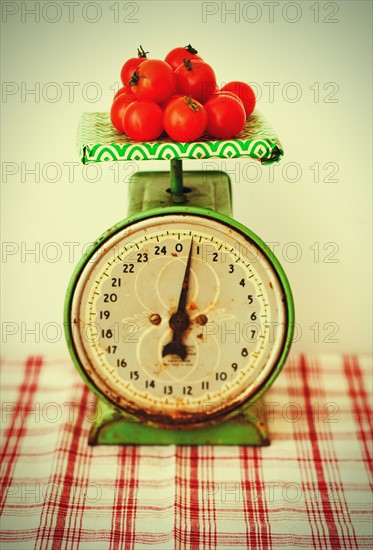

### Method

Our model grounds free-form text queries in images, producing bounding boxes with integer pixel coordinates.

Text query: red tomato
[175,59,217,104]
[211,90,245,110]
[163,96,207,142]
[120,45,149,87]
[110,93,136,132]
[129,59,175,104]
[204,93,246,139]
[165,44,202,71]
[221,81,256,117]
[123,100,164,141]
[114,86,136,101]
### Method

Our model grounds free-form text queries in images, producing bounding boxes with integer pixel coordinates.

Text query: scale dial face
[67,211,293,428]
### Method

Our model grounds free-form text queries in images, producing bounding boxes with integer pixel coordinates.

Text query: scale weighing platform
[64,112,294,446]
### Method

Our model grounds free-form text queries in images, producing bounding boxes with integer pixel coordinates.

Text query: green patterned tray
[78,111,283,165]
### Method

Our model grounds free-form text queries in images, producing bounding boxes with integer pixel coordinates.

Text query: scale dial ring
[64,206,294,429]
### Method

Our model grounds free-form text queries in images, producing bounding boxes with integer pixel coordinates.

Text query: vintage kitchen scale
[64,111,294,445]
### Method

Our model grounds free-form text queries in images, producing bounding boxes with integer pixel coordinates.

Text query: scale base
[87,168,269,446]
[88,399,269,446]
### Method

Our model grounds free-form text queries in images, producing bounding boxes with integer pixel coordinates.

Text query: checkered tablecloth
[1,354,372,549]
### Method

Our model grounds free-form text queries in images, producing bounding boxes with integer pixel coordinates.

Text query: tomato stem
[183,58,193,71]
[128,70,140,86]
[184,95,200,112]
[185,44,198,54]
[137,45,149,58]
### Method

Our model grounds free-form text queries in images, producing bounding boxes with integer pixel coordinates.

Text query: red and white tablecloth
[1,354,372,549]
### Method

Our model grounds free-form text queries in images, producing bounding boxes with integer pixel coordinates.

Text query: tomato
[114,87,136,101]
[175,59,217,104]
[120,45,149,88]
[123,100,164,141]
[210,90,245,110]
[129,59,175,104]
[164,44,202,71]
[110,93,136,132]
[163,96,207,142]
[204,93,246,139]
[220,81,256,117]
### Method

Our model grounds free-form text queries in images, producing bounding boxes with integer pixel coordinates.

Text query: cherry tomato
[204,93,246,139]
[110,93,136,132]
[123,100,164,141]
[175,59,217,104]
[210,90,245,111]
[163,96,207,142]
[220,81,256,117]
[120,45,149,88]
[164,44,202,71]
[129,59,175,104]
[114,87,136,101]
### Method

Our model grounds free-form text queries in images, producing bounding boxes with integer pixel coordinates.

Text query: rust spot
[171,252,178,257]
[188,301,198,311]
[197,333,203,340]
[269,282,273,289]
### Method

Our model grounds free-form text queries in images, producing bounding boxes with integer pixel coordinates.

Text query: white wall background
[1,0,372,357]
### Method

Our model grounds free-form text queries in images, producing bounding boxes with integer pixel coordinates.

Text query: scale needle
[162,238,193,361]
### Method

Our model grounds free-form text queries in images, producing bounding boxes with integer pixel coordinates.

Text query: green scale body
[64,115,294,446]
